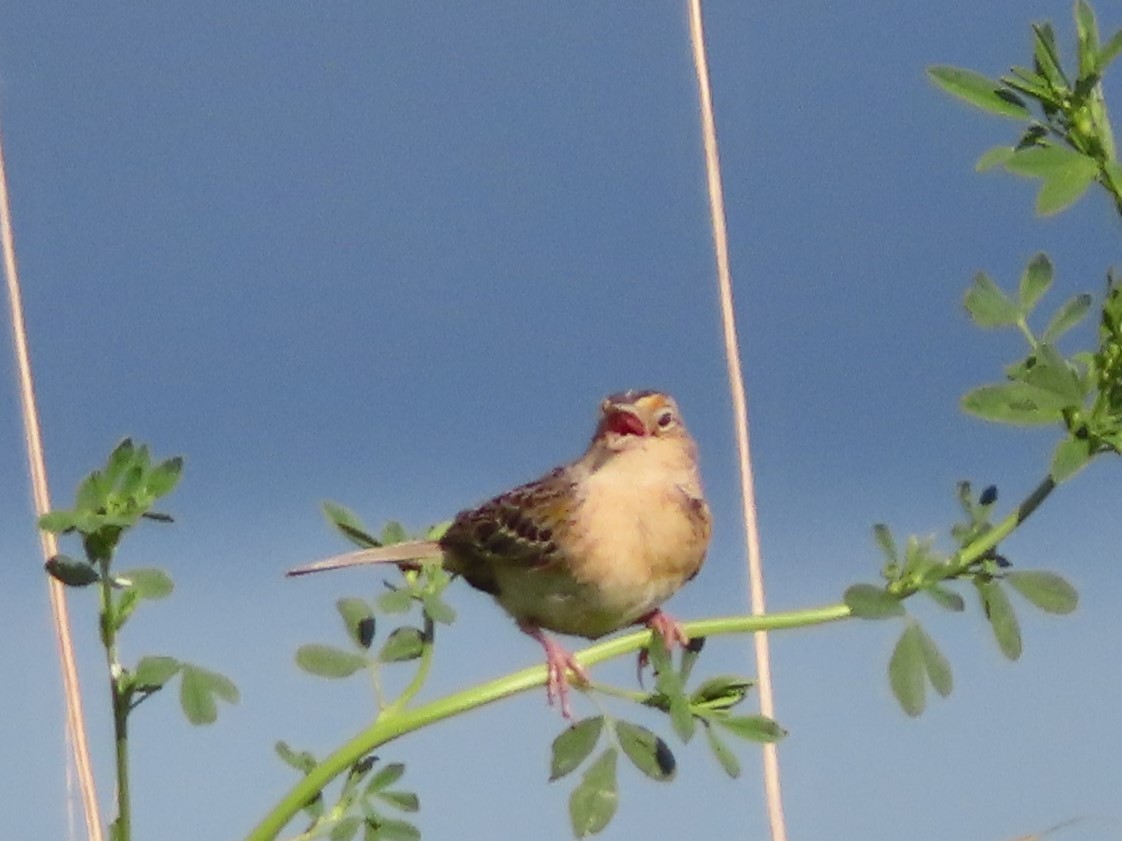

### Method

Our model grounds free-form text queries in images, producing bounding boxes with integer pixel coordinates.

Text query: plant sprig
[39,439,238,841]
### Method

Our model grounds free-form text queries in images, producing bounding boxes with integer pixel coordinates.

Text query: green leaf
[689,675,753,711]
[703,724,740,779]
[889,623,926,717]
[117,567,174,599]
[365,817,420,841]
[376,790,420,813]
[104,438,134,478]
[679,636,705,685]
[331,816,362,841]
[420,593,456,625]
[1018,253,1053,311]
[305,793,325,821]
[975,145,1015,172]
[550,716,604,781]
[927,66,1030,119]
[872,523,898,563]
[1023,344,1086,404]
[38,510,78,534]
[133,655,181,690]
[1043,293,1093,342]
[114,589,141,631]
[426,520,452,540]
[1002,68,1053,100]
[615,721,676,781]
[1032,23,1069,91]
[1006,570,1078,614]
[275,740,317,774]
[976,579,1023,660]
[198,665,238,702]
[377,588,414,615]
[296,644,369,678]
[1051,435,1095,482]
[337,598,376,649]
[179,664,240,725]
[322,501,381,549]
[381,521,408,546]
[901,534,945,580]
[83,523,124,560]
[1075,0,1100,76]
[648,639,694,742]
[844,583,905,619]
[715,714,786,743]
[923,585,965,612]
[1036,168,1098,216]
[961,382,1070,425]
[1100,26,1122,73]
[119,463,145,498]
[44,555,101,587]
[915,626,953,697]
[366,762,406,792]
[1004,145,1091,179]
[964,272,1021,327]
[378,627,425,663]
[76,471,109,513]
[569,748,618,838]
[145,457,183,498]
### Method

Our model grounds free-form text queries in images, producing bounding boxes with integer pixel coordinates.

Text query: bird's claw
[636,609,690,685]
[522,621,589,720]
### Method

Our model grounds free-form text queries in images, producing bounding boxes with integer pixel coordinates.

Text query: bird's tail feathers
[287,540,442,577]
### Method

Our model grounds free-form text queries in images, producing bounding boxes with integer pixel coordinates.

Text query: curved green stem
[381,616,436,717]
[244,602,849,841]
[887,474,1057,597]
[955,474,1055,565]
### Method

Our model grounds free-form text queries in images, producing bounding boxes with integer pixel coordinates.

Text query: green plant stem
[889,474,1057,596]
[113,690,131,841]
[956,474,1055,563]
[586,682,649,704]
[381,616,436,718]
[98,557,132,841]
[246,602,849,841]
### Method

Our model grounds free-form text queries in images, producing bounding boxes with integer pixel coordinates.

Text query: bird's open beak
[600,400,647,437]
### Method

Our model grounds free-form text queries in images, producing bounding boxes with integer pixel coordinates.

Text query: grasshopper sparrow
[289,390,711,717]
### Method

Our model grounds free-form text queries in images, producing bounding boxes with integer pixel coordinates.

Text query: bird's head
[591,390,690,451]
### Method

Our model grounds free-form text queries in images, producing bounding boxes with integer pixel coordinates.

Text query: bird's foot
[636,609,690,684]
[520,622,590,720]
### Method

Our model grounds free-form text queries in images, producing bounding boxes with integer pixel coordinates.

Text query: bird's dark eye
[657,411,675,428]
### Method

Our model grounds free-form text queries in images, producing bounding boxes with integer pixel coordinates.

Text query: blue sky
[2,2,1120,840]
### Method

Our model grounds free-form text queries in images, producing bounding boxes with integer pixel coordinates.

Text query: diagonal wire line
[0,116,104,841]
[685,3,788,840]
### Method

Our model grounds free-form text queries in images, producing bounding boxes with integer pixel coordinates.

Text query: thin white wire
[685,3,788,840]
[0,116,103,841]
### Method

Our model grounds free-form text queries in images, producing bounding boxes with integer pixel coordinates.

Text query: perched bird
[288,390,711,718]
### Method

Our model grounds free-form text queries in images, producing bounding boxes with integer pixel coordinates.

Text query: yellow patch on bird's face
[631,393,684,438]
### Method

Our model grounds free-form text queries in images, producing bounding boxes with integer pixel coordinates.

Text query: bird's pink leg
[642,609,690,649]
[518,621,590,720]
[636,609,690,682]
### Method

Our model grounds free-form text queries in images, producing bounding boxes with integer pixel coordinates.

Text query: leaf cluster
[962,255,1122,481]
[39,439,238,728]
[41,438,182,573]
[846,479,1077,715]
[930,2,1122,215]
[321,504,455,626]
[276,746,421,841]
[552,637,782,837]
